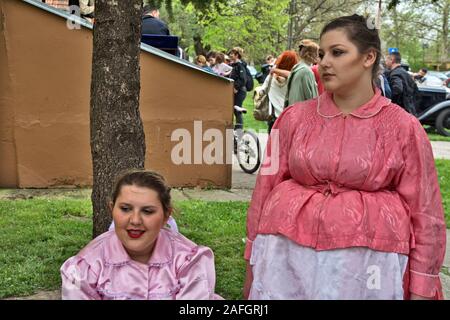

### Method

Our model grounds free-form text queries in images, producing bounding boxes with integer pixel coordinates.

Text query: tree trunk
[442,0,449,65]
[392,6,400,48]
[90,0,146,238]
[193,35,210,56]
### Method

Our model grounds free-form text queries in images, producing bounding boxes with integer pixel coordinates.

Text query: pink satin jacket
[61,229,221,300]
[245,89,446,299]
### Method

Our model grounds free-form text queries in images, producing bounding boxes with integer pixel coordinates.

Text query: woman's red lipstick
[127,230,145,239]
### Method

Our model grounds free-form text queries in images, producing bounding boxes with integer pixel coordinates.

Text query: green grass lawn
[0,199,247,299]
[436,159,450,227]
[426,131,450,142]
[242,83,268,134]
[0,160,448,299]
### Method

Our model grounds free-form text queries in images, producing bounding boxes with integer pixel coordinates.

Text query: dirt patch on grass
[4,290,61,300]
[0,189,92,200]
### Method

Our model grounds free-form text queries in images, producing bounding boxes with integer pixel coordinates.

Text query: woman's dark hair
[320,14,381,81]
[207,51,218,60]
[215,53,225,64]
[111,169,173,217]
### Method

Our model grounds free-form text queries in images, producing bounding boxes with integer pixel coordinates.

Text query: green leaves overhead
[387,0,439,9]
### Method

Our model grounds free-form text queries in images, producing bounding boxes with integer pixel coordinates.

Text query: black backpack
[402,72,420,116]
[242,62,254,91]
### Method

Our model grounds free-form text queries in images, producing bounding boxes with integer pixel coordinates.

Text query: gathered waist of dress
[307,181,357,196]
[256,178,412,255]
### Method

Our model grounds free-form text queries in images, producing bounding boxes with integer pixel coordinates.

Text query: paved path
[431,141,450,159]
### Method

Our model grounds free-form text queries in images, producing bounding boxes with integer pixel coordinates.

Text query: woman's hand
[243,260,253,299]
[410,293,433,300]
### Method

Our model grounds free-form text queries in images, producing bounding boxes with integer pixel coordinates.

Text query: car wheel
[435,108,450,137]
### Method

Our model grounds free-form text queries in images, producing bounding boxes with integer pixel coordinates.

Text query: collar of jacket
[104,229,172,266]
[292,61,310,72]
[317,87,391,119]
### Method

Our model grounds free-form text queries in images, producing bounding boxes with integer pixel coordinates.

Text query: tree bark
[392,6,400,49]
[442,0,449,65]
[193,35,210,56]
[90,0,146,238]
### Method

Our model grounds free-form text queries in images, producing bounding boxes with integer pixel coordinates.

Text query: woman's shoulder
[273,98,318,132]
[285,98,318,117]
[62,231,113,268]
[164,229,212,255]
[382,102,423,132]
[162,229,214,267]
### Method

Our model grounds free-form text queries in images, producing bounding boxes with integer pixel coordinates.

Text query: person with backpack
[229,47,251,130]
[385,51,418,115]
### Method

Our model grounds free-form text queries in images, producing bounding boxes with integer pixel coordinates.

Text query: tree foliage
[145,0,448,69]
[382,0,449,70]
[200,0,290,63]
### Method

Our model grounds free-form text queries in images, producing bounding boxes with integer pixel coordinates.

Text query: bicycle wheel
[236,130,261,174]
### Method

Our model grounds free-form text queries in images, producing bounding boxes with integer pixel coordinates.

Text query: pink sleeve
[176,246,222,300]
[244,108,293,260]
[60,256,101,300]
[395,117,447,299]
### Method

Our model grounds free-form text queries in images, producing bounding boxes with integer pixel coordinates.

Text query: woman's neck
[127,246,155,265]
[299,59,310,66]
[333,81,375,115]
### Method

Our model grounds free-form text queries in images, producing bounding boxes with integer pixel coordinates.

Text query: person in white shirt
[260,50,299,133]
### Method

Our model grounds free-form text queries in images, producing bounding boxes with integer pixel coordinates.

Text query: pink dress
[245,89,446,299]
[61,229,222,300]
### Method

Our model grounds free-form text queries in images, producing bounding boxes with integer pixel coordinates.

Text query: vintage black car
[416,85,450,136]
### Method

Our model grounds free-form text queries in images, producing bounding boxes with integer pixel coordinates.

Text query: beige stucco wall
[0,0,233,188]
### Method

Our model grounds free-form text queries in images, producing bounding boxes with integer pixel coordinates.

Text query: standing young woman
[260,50,298,133]
[229,47,248,130]
[243,14,446,300]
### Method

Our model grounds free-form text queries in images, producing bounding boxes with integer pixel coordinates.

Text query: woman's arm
[243,260,253,299]
[271,67,291,79]
[60,257,101,300]
[243,108,295,300]
[176,246,221,300]
[395,117,446,299]
[244,110,293,259]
